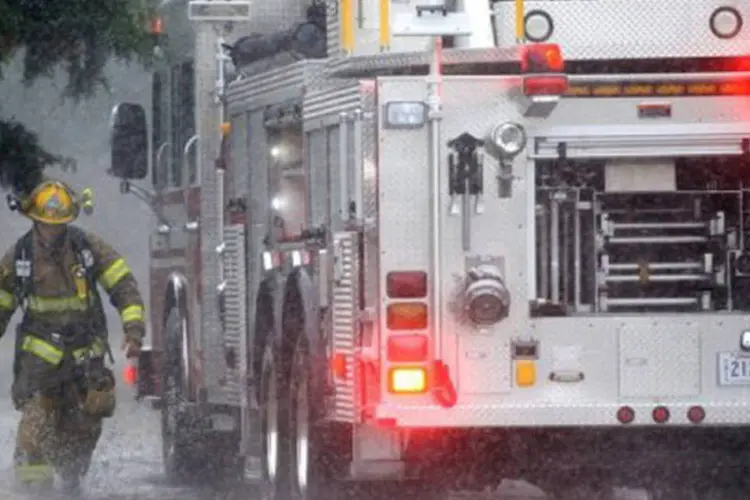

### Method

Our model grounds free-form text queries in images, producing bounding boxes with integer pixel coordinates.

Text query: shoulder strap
[68,226,96,278]
[13,230,34,309]
[68,227,109,335]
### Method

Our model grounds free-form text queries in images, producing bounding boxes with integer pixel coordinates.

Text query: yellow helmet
[21,180,80,225]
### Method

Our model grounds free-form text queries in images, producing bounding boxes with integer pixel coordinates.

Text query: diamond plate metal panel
[330,231,361,422]
[372,314,750,427]
[619,322,700,399]
[360,83,379,310]
[377,76,527,398]
[306,128,328,228]
[227,61,327,113]
[494,0,750,60]
[222,224,248,406]
[196,24,228,406]
[328,46,519,78]
[303,81,362,124]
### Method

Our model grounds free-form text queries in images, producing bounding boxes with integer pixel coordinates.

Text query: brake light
[523,75,569,96]
[520,43,564,73]
[387,271,427,298]
[387,334,428,362]
[388,367,427,394]
[387,302,428,330]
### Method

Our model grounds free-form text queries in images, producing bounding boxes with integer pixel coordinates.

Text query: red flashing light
[386,302,428,330]
[123,363,137,385]
[520,43,564,74]
[387,334,429,362]
[652,406,670,424]
[523,75,569,96]
[687,406,706,424]
[616,406,635,425]
[150,16,163,35]
[386,271,427,298]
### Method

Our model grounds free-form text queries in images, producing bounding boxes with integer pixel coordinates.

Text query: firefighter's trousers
[13,393,103,486]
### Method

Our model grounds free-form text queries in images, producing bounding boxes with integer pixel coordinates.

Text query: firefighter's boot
[59,469,82,495]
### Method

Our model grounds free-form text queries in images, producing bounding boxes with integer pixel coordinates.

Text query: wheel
[161,307,200,484]
[259,342,289,499]
[287,336,346,500]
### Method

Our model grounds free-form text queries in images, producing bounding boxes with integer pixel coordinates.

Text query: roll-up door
[531,123,750,159]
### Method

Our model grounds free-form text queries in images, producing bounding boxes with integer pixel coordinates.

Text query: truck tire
[259,341,288,499]
[287,336,346,500]
[161,307,199,484]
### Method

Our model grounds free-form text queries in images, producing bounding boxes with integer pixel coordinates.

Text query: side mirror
[109,103,148,180]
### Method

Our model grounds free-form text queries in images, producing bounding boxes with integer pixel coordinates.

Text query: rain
[1,0,750,499]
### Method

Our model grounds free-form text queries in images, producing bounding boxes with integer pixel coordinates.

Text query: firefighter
[0,179,145,493]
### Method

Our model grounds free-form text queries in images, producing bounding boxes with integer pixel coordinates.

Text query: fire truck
[108,0,750,497]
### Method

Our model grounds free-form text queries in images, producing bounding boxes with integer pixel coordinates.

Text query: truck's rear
[361,38,750,491]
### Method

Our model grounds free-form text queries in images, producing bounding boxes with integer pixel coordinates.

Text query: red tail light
[387,334,429,362]
[520,43,564,73]
[523,75,568,96]
[387,302,428,330]
[387,271,427,298]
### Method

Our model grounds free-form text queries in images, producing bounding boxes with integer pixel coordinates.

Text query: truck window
[151,71,168,189]
[169,61,196,188]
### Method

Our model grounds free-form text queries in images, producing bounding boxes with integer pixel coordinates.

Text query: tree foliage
[0,0,153,194]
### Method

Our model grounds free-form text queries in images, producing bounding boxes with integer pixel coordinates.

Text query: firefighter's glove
[82,368,116,418]
[82,388,116,418]
[121,333,142,359]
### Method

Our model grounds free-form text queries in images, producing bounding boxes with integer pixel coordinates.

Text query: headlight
[490,122,527,157]
[384,102,427,129]
[740,330,750,351]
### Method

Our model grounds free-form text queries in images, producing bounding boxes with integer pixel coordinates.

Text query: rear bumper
[374,401,750,428]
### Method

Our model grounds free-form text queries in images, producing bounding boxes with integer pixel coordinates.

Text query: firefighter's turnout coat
[0,225,145,404]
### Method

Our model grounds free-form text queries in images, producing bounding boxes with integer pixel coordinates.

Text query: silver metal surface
[221,224,247,406]
[494,0,750,60]
[330,231,361,422]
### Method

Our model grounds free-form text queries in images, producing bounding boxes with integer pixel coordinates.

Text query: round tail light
[616,406,635,424]
[687,406,706,424]
[652,406,670,424]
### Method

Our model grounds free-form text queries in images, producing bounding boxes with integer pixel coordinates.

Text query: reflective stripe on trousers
[14,463,54,483]
[0,289,15,309]
[21,335,106,365]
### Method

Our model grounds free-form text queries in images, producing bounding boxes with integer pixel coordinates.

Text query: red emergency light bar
[520,43,565,74]
[520,43,568,97]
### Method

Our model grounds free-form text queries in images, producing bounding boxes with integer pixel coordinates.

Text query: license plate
[718,352,750,386]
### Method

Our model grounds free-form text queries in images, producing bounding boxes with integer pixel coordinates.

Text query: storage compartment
[532,154,750,315]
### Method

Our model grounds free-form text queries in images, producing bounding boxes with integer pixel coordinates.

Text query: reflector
[523,75,568,96]
[387,334,429,362]
[386,271,427,298]
[387,302,428,330]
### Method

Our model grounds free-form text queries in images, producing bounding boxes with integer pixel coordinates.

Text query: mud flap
[433,360,457,408]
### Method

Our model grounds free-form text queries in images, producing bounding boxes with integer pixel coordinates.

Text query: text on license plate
[718,352,750,386]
